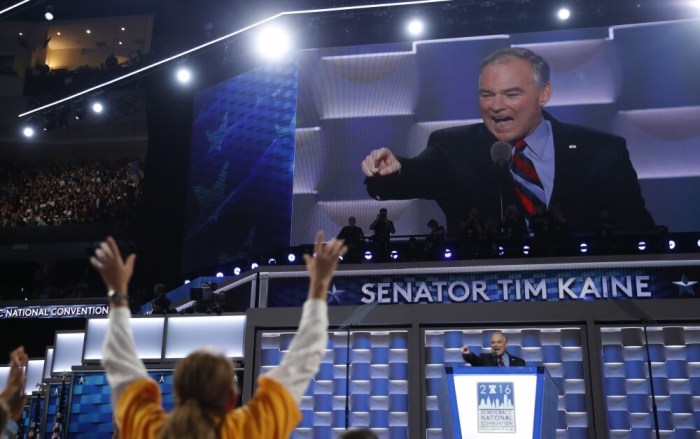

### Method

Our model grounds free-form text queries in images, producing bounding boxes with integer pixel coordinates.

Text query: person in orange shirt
[91,232,345,438]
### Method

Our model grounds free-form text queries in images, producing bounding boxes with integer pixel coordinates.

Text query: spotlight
[251,262,259,270]
[287,253,296,263]
[444,248,453,259]
[696,239,700,248]
[184,280,191,285]
[176,67,191,84]
[91,102,104,114]
[22,126,35,138]
[233,267,241,275]
[497,245,505,257]
[557,7,571,20]
[364,251,373,261]
[86,29,91,34]
[256,26,291,60]
[268,258,277,265]
[390,250,399,260]
[522,245,530,255]
[44,5,54,21]
[637,241,647,251]
[668,240,676,250]
[406,19,424,37]
[215,272,224,278]
[579,242,588,254]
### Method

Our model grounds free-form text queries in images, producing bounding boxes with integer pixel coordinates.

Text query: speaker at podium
[439,366,558,439]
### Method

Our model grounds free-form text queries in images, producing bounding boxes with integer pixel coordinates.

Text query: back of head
[160,350,236,439]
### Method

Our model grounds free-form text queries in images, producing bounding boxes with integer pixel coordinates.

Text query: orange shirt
[115,376,301,438]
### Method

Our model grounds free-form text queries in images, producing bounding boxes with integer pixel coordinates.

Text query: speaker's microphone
[490,141,512,168]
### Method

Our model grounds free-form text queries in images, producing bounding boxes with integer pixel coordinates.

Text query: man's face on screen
[479,56,551,142]
[491,333,507,356]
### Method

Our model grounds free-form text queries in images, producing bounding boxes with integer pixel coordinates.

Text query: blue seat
[370,410,389,428]
[389,394,408,412]
[607,411,630,430]
[666,360,689,379]
[370,378,389,396]
[351,394,370,412]
[670,394,693,413]
[602,345,624,363]
[371,347,390,364]
[352,332,372,349]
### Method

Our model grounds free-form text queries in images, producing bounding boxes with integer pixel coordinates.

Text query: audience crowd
[0,159,143,228]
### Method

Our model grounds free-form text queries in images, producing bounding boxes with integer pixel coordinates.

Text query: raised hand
[89,236,136,295]
[361,148,401,177]
[303,231,347,301]
[1,346,28,420]
[461,346,470,355]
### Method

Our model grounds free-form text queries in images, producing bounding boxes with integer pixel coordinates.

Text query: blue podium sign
[439,366,558,439]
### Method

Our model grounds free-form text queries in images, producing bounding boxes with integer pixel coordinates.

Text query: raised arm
[0,346,28,436]
[266,231,346,403]
[90,237,148,406]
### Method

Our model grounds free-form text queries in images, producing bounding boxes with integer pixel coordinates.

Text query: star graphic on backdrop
[205,112,228,154]
[673,274,698,296]
[193,161,229,226]
[328,284,345,304]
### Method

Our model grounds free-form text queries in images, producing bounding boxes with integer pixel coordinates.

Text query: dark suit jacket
[366,113,655,234]
[462,351,526,367]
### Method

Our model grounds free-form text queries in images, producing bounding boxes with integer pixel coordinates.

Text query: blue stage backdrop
[182,60,298,275]
[65,371,175,438]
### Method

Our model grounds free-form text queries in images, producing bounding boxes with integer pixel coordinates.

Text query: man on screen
[462,331,525,367]
[360,47,654,234]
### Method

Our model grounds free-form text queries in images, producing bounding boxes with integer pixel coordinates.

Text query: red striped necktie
[510,139,546,216]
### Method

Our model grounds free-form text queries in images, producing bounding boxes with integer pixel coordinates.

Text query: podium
[438,366,558,439]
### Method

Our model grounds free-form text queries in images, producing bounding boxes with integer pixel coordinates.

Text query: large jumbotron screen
[182,19,700,274]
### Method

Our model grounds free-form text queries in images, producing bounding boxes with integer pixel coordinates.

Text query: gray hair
[480,47,550,88]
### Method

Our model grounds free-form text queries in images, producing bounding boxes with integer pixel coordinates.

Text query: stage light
[287,253,296,263]
[86,29,91,34]
[522,245,530,256]
[668,240,676,250]
[268,258,277,265]
[406,19,424,37]
[364,251,373,261]
[233,267,241,275]
[637,241,647,251]
[44,5,54,21]
[497,245,504,257]
[184,280,191,285]
[696,239,700,248]
[176,67,191,84]
[215,272,224,278]
[22,126,34,138]
[557,7,571,20]
[579,242,588,253]
[444,248,453,259]
[256,26,291,60]
[390,250,399,260]
[91,102,104,114]
[251,262,259,270]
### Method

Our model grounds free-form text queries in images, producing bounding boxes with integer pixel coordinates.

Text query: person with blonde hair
[91,232,346,438]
